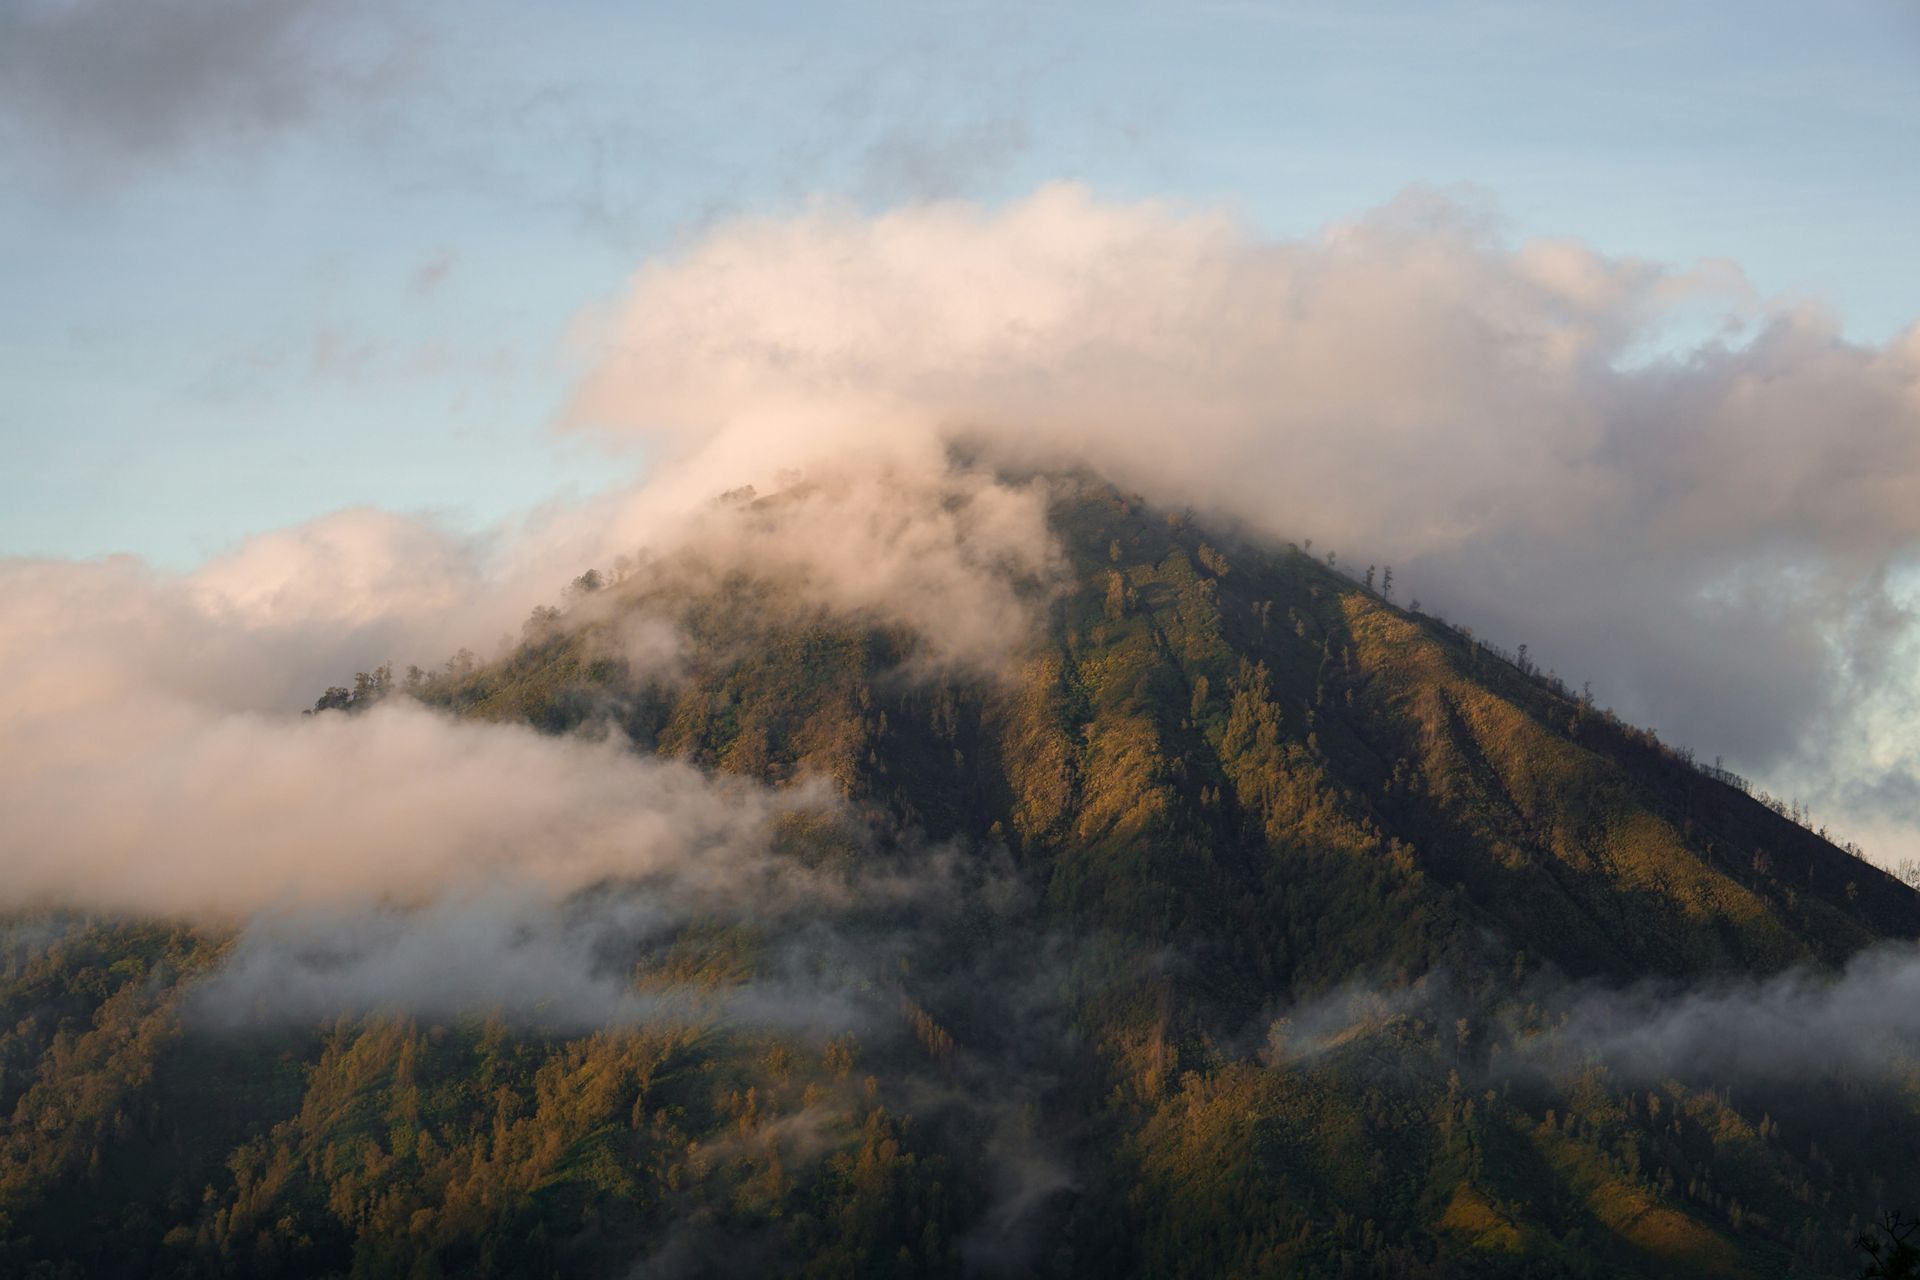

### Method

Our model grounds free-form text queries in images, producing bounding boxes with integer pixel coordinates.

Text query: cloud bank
[2,697,816,919]
[565,182,1920,856]
[0,515,797,964]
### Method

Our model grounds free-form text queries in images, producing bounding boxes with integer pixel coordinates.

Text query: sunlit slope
[433,477,1917,992]
[8,479,1920,1278]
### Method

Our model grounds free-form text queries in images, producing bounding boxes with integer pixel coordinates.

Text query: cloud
[562,182,1920,858]
[0,510,810,921]
[593,465,1066,676]
[1262,943,1920,1084]
[188,891,872,1033]
[190,504,482,631]
[0,697,824,918]
[2,508,488,729]
[0,419,1064,929]
[0,515,896,1029]
[0,0,414,174]
[0,486,1060,1040]
[1545,942,1920,1082]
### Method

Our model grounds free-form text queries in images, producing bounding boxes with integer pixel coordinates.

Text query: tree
[1381,566,1393,600]
[351,663,393,705]
[1857,1211,1920,1279]
[310,687,351,714]
[523,605,563,640]
[309,663,391,714]
[1364,565,1376,593]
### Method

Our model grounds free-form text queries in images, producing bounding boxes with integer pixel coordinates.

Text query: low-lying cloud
[1264,942,1920,1085]
[190,891,873,1033]
[1546,941,1920,1082]
[3,698,819,919]
[1,518,825,924]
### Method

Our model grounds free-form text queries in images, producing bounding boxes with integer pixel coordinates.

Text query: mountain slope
[2,476,1917,1278]
[447,476,1907,982]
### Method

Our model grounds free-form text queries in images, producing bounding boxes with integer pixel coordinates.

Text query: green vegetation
[5,478,1918,1276]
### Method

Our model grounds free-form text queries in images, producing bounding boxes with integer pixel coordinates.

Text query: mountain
[3,476,1917,1278]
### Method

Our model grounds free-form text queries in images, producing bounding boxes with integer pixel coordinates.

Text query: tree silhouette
[1858,1211,1920,1279]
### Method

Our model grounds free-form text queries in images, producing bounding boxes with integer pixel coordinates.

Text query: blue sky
[3,0,1917,568]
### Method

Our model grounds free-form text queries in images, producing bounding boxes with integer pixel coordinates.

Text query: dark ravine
[3,476,1917,1278]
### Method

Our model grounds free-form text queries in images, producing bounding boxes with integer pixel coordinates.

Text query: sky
[2,0,1920,867]
[4,0,1917,566]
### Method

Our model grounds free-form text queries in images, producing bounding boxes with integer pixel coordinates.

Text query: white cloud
[0,515,805,919]
[562,182,1920,860]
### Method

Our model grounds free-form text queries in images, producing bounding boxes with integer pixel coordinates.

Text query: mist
[188,892,874,1035]
[1544,941,1920,1082]
[1263,942,1920,1086]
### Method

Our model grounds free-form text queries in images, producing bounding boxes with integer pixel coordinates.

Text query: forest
[4,476,1918,1278]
